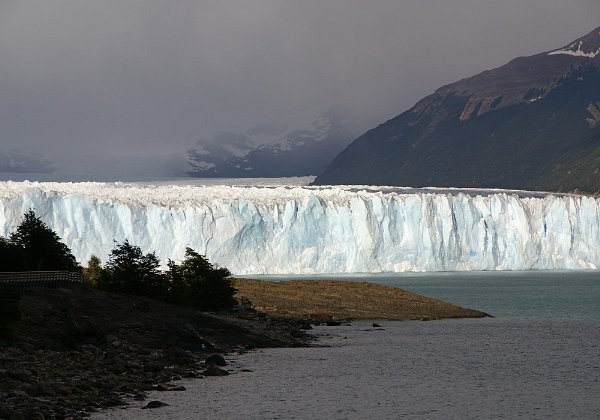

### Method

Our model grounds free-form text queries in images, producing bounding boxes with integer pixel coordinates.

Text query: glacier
[1,181,600,275]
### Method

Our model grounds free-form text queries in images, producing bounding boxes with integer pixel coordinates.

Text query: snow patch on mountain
[549,40,600,58]
[548,29,600,58]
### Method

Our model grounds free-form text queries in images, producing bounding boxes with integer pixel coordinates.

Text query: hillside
[314,27,600,193]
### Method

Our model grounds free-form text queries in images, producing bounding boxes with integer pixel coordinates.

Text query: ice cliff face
[1,181,600,274]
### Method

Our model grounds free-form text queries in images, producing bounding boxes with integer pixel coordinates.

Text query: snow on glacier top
[0,180,573,209]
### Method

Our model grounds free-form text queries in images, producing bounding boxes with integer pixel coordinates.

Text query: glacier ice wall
[1,181,600,274]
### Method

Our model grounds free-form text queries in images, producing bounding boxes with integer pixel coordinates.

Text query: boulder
[143,401,169,409]
[203,366,229,377]
[156,383,186,392]
[204,354,227,367]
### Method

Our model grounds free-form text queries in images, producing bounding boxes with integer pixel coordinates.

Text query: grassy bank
[234,279,490,321]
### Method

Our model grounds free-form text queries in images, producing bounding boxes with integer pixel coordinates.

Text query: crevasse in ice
[1,181,599,274]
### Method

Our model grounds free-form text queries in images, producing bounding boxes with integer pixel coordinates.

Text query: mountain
[187,109,355,178]
[314,27,600,192]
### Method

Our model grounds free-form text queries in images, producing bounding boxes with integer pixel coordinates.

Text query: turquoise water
[369,271,600,320]
[244,270,600,320]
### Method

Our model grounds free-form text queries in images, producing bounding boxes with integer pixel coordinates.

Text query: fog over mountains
[187,108,357,178]
[1,1,599,181]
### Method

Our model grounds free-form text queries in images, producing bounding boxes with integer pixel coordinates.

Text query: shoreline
[0,279,488,418]
[0,285,309,419]
[93,317,600,420]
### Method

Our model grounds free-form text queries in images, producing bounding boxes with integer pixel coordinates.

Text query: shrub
[83,255,103,287]
[95,242,235,311]
[98,240,168,298]
[168,248,236,311]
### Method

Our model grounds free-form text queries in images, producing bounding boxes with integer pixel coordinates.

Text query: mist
[0,0,598,180]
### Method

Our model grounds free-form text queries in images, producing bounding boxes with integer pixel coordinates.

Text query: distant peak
[548,26,600,58]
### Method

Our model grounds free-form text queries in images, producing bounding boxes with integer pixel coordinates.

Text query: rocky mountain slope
[314,27,600,193]
[187,109,355,178]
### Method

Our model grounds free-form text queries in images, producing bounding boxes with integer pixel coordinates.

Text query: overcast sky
[0,0,599,179]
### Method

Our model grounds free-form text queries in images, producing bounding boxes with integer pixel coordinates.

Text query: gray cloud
[0,0,599,179]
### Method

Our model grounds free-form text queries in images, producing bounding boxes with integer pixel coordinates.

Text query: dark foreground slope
[315,27,600,193]
[0,286,308,419]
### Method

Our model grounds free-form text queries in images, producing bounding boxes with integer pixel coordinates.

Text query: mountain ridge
[314,26,600,192]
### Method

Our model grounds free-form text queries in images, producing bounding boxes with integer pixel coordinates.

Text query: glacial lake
[96,271,600,419]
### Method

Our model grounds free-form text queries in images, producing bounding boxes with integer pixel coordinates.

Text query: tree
[168,248,236,311]
[83,255,103,286]
[98,240,167,297]
[9,210,80,272]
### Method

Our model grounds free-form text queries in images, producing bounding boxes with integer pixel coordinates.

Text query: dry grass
[233,279,490,321]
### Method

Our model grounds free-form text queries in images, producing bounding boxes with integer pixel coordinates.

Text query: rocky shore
[0,286,309,419]
[0,280,488,419]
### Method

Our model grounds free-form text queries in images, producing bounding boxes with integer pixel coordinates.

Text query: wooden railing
[0,271,83,290]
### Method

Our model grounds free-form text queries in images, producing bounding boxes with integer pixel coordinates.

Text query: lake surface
[383,271,600,320]
[95,271,600,419]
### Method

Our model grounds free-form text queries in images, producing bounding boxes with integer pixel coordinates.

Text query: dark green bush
[97,240,168,299]
[83,255,103,287]
[97,242,236,311]
[168,248,236,311]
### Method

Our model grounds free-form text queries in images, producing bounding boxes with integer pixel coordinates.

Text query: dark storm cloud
[0,0,599,178]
